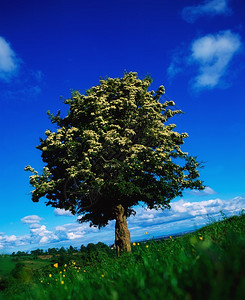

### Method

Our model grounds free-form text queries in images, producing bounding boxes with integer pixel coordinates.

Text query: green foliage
[1,213,245,299]
[25,71,204,229]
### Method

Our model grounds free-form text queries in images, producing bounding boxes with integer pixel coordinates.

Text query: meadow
[0,211,245,300]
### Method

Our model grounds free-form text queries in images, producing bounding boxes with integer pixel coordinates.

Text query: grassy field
[0,256,16,276]
[1,211,245,299]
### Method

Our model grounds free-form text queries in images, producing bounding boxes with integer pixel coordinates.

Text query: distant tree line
[11,242,112,258]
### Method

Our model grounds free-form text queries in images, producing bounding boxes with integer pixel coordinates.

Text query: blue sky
[0,0,245,253]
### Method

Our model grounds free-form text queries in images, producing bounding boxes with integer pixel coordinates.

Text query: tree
[25,72,204,256]
[68,245,74,254]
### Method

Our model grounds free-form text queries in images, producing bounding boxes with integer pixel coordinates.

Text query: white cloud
[55,225,67,231]
[40,236,49,244]
[182,0,231,23]
[21,215,43,224]
[0,36,44,101]
[1,196,245,253]
[54,208,73,217]
[203,187,217,195]
[29,224,59,245]
[190,30,242,89]
[54,222,97,242]
[67,232,84,240]
[0,36,19,81]
[167,47,185,80]
[127,196,245,240]
[29,223,42,229]
[5,235,17,242]
[186,186,217,196]
[0,234,30,251]
[167,30,242,90]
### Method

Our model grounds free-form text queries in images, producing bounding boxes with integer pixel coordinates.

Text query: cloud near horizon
[168,30,242,90]
[182,0,231,23]
[1,195,245,252]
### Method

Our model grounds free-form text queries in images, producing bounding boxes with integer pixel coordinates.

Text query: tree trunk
[114,204,131,256]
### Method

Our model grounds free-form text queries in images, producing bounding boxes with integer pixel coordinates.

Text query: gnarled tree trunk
[114,204,131,256]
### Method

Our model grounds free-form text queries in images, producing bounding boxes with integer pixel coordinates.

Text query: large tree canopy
[25,72,204,254]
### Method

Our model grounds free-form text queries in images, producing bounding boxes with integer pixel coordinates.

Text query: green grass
[0,256,16,276]
[0,256,51,276]
[1,211,245,300]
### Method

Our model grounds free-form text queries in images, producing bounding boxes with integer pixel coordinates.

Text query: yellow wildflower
[49,274,52,277]
[63,269,66,272]
[170,236,172,239]
[61,281,64,285]
[199,237,203,240]
[53,263,58,268]
[60,271,62,274]
[145,232,147,234]
[146,245,149,248]
[132,242,136,246]
[64,264,67,267]
[40,280,43,283]
[137,243,140,246]
[101,274,105,278]
[84,270,86,273]
[63,275,65,278]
